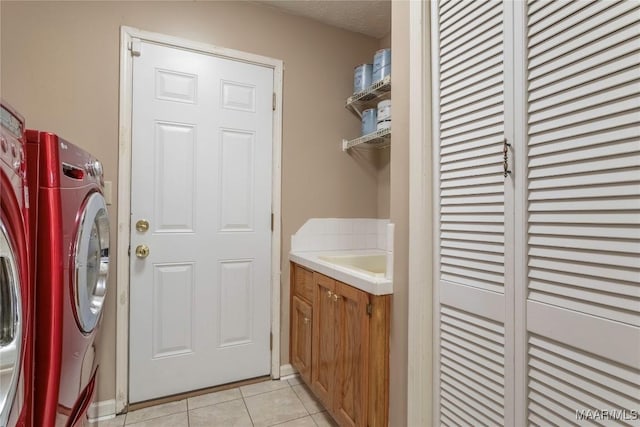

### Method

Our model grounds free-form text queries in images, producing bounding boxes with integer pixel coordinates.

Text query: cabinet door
[311,273,336,409]
[333,282,369,427]
[291,296,313,384]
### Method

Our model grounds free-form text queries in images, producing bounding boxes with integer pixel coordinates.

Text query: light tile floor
[90,378,338,427]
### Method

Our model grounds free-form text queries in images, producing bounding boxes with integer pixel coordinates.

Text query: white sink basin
[318,254,386,277]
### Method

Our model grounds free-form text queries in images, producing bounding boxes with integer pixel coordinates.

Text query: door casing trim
[407,1,433,425]
[116,26,284,413]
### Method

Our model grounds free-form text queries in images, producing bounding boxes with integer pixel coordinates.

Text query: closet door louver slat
[525,1,640,425]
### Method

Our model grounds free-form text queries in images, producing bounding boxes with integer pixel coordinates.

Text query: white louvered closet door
[434,0,640,426]
[521,1,640,425]
[434,0,515,425]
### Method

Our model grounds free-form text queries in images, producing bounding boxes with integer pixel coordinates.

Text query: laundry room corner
[1,0,382,417]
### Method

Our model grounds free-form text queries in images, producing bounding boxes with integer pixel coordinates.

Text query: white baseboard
[88,399,117,421]
[279,364,298,380]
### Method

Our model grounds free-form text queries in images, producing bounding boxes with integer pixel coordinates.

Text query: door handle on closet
[503,138,512,178]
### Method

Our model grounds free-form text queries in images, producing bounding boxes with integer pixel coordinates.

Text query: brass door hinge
[271,213,274,231]
[270,332,273,350]
[366,303,372,316]
[129,38,142,57]
[272,92,276,111]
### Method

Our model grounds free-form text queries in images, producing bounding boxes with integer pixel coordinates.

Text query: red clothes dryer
[26,130,110,427]
[0,102,33,427]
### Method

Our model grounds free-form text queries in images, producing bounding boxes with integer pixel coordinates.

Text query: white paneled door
[434,1,640,425]
[129,41,274,403]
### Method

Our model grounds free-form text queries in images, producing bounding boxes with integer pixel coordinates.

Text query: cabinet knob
[327,290,333,298]
[332,294,341,302]
[304,317,311,325]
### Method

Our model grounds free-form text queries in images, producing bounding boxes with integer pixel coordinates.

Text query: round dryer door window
[0,223,22,426]
[74,192,110,333]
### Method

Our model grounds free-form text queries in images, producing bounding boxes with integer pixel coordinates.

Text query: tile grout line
[270,414,315,427]
[240,383,292,399]
[126,381,306,427]
[186,399,190,427]
[123,401,187,426]
[283,384,314,427]
[241,395,256,427]
[243,381,314,427]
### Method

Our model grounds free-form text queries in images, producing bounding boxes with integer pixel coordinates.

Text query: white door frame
[407,1,433,426]
[116,26,283,413]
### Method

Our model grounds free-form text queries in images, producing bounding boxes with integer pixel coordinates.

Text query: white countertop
[289,249,393,295]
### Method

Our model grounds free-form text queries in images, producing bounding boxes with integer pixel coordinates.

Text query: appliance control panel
[57,137,104,187]
[0,105,25,175]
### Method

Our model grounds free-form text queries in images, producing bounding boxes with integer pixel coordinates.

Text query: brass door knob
[135,244,150,259]
[136,219,150,232]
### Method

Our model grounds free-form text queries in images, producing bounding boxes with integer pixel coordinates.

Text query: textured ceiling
[254,0,391,39]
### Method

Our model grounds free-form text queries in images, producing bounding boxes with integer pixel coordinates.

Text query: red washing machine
[26,130,110,427]
[0,102,33,427]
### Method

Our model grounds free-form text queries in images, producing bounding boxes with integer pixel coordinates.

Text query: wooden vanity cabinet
[290,262,389,427]
[290,263,314,384]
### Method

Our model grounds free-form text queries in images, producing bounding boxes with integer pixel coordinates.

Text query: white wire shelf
[342,127,391,151]
[345,75,391,118]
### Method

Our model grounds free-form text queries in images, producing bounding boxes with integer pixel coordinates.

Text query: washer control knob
[10,143,20,171]
[86,160,103,178]
[17,148,25,175]
[93,160,103,177]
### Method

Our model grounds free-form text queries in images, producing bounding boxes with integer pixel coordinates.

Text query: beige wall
[377,150,390,218]
[379,31,391,49]
[389,1,410,426]
[0,0,382,404]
